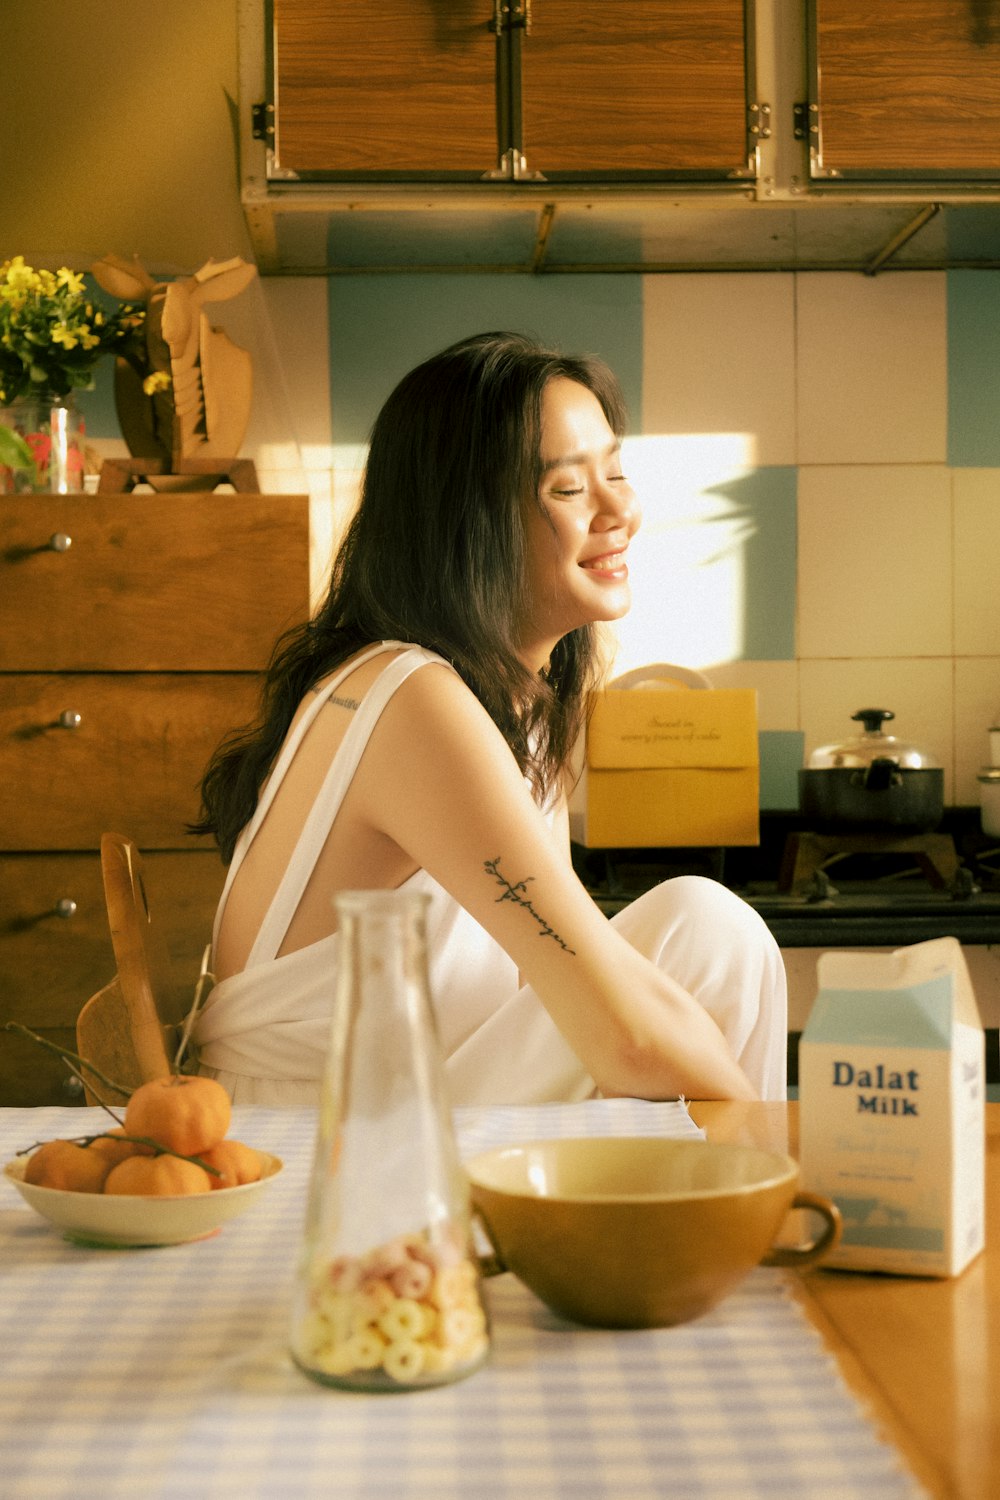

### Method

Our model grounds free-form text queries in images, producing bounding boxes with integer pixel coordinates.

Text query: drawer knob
[47,532,73,552]
[54,898,78,919]
[56,710,82,730]
[60,1075,85,1101]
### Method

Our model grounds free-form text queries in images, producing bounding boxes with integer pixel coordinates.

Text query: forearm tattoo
[483,856,576,954]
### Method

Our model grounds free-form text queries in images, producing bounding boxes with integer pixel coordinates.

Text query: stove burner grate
[778,830,960,895]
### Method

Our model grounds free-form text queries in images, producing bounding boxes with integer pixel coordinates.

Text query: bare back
[212,646,420,980]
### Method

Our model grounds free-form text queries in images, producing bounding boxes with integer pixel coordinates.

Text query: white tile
[955,658,1000,803]
[954,469,1000,655]
[610,435,768,673]
[643,273,796,466]
[702,659,799,731]
[798,658,954,801]
[796,272,947,464]
[797,465,952,657]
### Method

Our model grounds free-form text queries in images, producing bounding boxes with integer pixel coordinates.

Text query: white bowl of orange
[4,1076,282,1247]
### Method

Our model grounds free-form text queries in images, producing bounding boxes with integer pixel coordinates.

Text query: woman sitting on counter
[191,331,787,1105]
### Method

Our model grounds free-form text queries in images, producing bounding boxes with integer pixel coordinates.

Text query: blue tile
[947,269,1000,466]
[327,274,643,446]
[75,360,119,441]
[759,730,804,811]
[945,205,1000,264]
[704,466,798,661]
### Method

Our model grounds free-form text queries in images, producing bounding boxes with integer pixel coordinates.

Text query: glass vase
[0,397,85,494]
[290,889,490,1392]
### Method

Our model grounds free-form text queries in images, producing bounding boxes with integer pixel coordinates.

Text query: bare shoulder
[357,652,529,810]
[379,653,509,749]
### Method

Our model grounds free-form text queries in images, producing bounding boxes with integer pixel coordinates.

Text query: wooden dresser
[0,494,310,1104]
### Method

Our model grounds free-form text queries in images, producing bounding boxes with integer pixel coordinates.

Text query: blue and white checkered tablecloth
[0,1102,926,1500]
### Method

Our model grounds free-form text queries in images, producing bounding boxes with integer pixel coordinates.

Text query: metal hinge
[489,0,532,33]
[793,101,818,142]
[251,102,275,147]
[791,99,839,178]
[748,102,771,140]
[481,147,547,182]
[793,100,840,178]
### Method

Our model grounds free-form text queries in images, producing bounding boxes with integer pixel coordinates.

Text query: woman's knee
[620,874,776,951]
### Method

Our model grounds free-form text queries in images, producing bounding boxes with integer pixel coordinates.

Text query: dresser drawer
[0,494,309,670]
[0,674,262,849]
[0,851,226,1105]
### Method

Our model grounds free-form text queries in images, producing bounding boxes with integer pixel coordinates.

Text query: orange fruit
[199,1138,264,1190]
[24,1139,111,1193]
[124,1075,231,1156]
[87,1127,155,1166]
[103,1155,212,1196]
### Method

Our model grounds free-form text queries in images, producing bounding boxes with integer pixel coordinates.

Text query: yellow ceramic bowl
[466,1136,840,1329]
[4,1152,283,1247]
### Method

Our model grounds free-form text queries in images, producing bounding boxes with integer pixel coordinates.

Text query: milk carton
[799,937,985,1277]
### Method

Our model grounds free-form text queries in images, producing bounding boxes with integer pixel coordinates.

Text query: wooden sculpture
[91,253,258,491]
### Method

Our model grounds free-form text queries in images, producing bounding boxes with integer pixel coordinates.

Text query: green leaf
[0,423,34,471]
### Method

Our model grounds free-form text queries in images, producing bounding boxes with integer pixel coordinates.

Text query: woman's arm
[351,664,757,1102]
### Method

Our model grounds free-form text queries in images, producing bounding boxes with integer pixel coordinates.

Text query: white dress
[194,643,787,1104]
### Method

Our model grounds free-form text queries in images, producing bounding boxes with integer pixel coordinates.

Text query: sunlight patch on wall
[608,432,759,678]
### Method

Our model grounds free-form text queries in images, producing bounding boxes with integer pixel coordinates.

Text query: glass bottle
[0,397,84,494]
[290,889,490,1391]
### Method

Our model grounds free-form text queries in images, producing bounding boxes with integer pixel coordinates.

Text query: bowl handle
[762,1191,843,1268]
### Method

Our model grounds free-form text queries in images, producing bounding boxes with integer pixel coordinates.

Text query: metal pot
[799,708,944,833]
[978,766,1000,839]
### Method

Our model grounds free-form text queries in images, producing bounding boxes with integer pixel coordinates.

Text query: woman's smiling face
[516,376,641,669]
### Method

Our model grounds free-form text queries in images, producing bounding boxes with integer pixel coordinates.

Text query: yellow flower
[51,324,79,350]
[142,370,172,395]
[56,267,85,296]
[79,328,100,351]
[4,256,34,291]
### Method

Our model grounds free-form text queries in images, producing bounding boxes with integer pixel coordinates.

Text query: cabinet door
[0,851,225,1106]
[272,0,498,177]
[521,0,751,178]
[0,675,262,850]
[810,0,1000,179]
[0,495,309,671]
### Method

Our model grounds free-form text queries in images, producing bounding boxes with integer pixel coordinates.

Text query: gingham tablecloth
[0,1101,926,1500]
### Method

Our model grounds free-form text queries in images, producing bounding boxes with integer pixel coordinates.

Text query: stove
[574,810,1000,947]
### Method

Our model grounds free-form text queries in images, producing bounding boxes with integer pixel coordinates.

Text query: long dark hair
[195,331,629,861]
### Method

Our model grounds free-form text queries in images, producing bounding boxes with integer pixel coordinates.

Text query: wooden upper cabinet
[521,0,750,179]
[811,0,1000,179]
[269,0,754,182]
[272,0,498,177]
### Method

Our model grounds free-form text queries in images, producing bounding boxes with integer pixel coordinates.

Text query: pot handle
[762,1191,842,1268]
[857,756,901,792]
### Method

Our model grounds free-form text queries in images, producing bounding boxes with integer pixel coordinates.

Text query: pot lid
[807,709,941,770]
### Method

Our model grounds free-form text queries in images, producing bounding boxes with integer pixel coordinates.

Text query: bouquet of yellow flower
[0,255,141,406]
